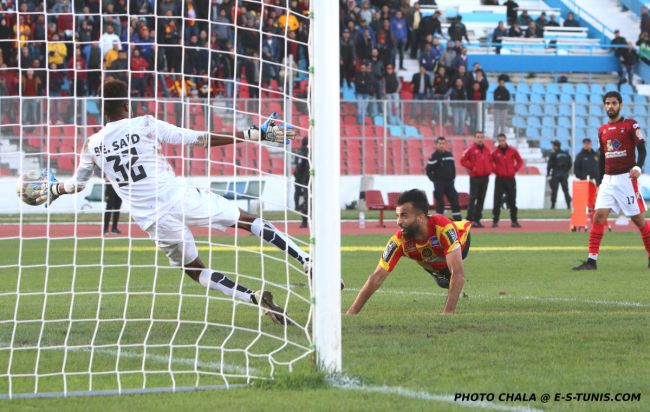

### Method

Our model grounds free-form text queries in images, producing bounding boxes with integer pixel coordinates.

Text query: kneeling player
[34,80,308,325]
[346,189,471,315]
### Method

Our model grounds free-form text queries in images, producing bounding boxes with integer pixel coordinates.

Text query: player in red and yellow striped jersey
[347,189,472,315]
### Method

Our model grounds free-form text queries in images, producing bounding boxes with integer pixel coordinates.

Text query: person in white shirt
[35,79,302,325]
[99,23,121,58]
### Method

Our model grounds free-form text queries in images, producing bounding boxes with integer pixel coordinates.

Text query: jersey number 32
[106,147,147,187]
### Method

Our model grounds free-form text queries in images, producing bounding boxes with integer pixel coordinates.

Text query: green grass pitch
[1,230,648,411]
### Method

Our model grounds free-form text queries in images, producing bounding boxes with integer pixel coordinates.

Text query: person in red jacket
[491,133,523,228]
[460,131,493,227]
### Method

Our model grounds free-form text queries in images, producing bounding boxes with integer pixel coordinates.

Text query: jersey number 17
[106,147,147,187]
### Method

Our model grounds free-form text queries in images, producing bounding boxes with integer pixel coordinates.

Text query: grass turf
[0,230,648,411]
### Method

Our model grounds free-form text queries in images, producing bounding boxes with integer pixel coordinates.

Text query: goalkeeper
[34,79,306,325]
[346,189,472,315]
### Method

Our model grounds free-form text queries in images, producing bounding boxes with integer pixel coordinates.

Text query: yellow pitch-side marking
[66,245,642,253]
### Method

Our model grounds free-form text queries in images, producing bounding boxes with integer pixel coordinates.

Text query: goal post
[311,0,342,373]
[0,0,341,398]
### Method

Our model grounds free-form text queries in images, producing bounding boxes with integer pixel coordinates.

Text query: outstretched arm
[443,247,465,314]
[346,265,391,315]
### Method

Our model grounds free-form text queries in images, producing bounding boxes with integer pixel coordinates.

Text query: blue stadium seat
[389,125,404,136]
[530,93,544,103]
[488,83,497,93]
[590,84,604,94]
[576,83,590,95]
[512,116,526,128]
[525,127,541,139]
[588,117,602,128]
[559,94,573,103]
[559,104,571,114]
[589,103,602,115]
[515,93,529,103]
[514,104,529,116]
[516,82,531,94]
[622,94,632,104]
[546,83,560,95]
[604,83,617,92]
[561,84,575,95]
[575,94,588,104]
[575,104,588,116]
[528,117,542,127]
[576,128,589,140]
[558,117,571,128]
[634,94,647,104]
[485,93,494,102]
[531,83,545,94]
[403,125,420,137]
[544,105,558,116]
[374,115,384,126]
[505,82,516,93]
[620,83,634,95]
[557,128,570,140]
[542,117,555,128]
[545,94,558,104]
[633,105,648,117]
[575,117,587,128]
[589,93,602,103]
[529,105,543,116]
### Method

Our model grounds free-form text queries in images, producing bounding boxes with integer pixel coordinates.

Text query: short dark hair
[397,189,429,215]
[103,79,129,119]
[497,133,506,139]
[582,138,591,143]
[552,140,561,147]
[603,91,622,104]
[436,136,446,142]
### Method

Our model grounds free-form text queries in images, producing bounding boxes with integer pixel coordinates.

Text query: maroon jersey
[598,117,644,175]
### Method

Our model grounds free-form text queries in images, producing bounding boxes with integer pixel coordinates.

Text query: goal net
[0,0,340,398]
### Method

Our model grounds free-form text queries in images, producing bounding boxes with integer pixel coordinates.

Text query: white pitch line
[344,288,650,308]
[329,376,543,412]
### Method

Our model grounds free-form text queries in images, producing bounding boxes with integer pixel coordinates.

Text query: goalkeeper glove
[36,169,62,207]
[244,112,296,144]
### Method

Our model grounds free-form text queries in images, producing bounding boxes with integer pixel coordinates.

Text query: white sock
[198,269,253,302]
[250,218,309,264]
[588,254,598,261]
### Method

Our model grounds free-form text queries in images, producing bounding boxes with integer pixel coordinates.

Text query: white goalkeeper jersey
[73,115,206,229]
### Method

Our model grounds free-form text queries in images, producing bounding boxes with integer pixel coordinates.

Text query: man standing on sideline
[491,133,523,228]
[573,91,650,270]
[104,178,122,235]
[547,140,573,209]
[426,137,462,221]
[461,131,492,227]
[574,138,601,185]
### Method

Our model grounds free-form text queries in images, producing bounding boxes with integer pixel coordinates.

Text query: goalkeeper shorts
[141,187,240,267]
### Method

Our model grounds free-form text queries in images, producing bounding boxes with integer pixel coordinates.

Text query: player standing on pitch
[32,79,311,324]
[573,91,650,270]
[346,189,472,315]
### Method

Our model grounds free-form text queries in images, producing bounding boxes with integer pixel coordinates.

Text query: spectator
[212,8,232,50]
[355,61,376,124]
[99,23,121,58]
[417,10,442,52]
[426,136,462,221]
[359,1,373,27]
[611,29,627,58]
[517,10,531,27]
[74,46,87,97]
[547,140,572,209]
[535,12,547,30]
[110,50,129,83]
[504,0,519,25]
[493,76,511,137]
[574,138,601,185]
[461,131,493,227]
[474,66,489,94]
[369,48,385,117]
[130,47,149,97]
[104,41,120,69]
[47,33,67,68]
[508,22,523,37]
[492,21,508,54]
[340,28,356,88]
[469,81,483,131]
[356,27,374,62]
[563,12,580,28]
[448,15,469,43]
[637,31,650,49]
[618,41,638,87]
[22,69,42,126]
[448,77,467,134]
[262,33,281,86]
[439,41,457,74]
[411,65,432,121]
[491,133,523,228]
[87,45,102,95]
[432,66,450,123]
[454,64,474,96]
[103,180,123,235]
[525,21,541,38]
[384,64,401,124]
[391,10,407,70]
[131,26,155,65]
[48,62,64,119]
[547,14,560,27]
[378,19,396,67]
[407,1,422,58]
[642,7,650,35]
[418,42,437,78]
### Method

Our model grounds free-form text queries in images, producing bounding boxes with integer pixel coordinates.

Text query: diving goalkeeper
[346,189,472,315]
[33,79,307,325]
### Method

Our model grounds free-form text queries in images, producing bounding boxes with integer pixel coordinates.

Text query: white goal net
[0,0,340,398]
